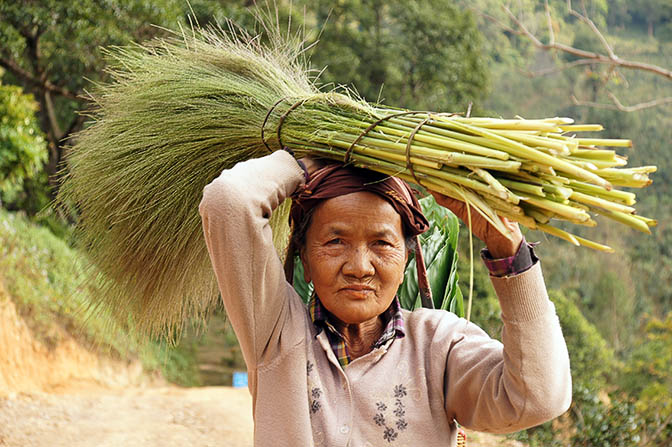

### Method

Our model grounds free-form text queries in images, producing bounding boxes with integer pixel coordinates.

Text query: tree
[0,0,489,211]
[0,80,46,204]
[0,0,184,206]
[629,0,672,38]
[306,0,488,112]
[621,313,672,446]
[483,0,672,111]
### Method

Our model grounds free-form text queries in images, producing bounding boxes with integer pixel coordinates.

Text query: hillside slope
[0,210,165,395]
[0,278,148,395]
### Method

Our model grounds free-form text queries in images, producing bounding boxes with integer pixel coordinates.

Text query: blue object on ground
[232,371,248,388]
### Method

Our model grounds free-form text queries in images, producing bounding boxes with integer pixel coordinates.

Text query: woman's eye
[326,238,342,245]
[375,240,392,246]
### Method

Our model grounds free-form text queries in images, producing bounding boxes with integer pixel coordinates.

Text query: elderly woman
[199,150,571,446]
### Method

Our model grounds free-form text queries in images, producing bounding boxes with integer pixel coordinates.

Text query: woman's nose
[342,246,375,278]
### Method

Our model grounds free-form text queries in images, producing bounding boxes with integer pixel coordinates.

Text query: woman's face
[300,191,408,325]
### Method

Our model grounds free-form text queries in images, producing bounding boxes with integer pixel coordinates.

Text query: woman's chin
[319,290,391,325]
[330,305,379,325]
[339,289,376,300]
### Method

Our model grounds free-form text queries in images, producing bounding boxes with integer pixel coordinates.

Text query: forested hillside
[460,2,672,445]
[1,1,670,445]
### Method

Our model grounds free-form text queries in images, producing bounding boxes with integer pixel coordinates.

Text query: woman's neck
[331,315,385,360]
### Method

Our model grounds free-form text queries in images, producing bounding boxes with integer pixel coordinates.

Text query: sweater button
[340,424,350,434]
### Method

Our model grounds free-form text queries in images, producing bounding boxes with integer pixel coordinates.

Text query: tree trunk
[35,92,59,183]
[35,90,84,201]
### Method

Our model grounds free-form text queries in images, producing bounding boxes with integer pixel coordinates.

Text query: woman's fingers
[298,156,324,176]
[430,191,523,258]
[430,192,484,231]
[429,192,470,221]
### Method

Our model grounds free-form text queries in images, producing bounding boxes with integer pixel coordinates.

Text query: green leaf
[292,255,313,305]
[0,82,47,196]
[398,195,463,316]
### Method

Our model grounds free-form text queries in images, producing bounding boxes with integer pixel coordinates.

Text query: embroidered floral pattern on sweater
[310,394,321,413]
[394,384,407,398]
[383,427,398,442]
[393,401,405,418]
[373,383,408,443]
[307,361,322,414]
[373,413,386,426]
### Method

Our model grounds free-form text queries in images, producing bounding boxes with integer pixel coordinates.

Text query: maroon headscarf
[286,163,435,309]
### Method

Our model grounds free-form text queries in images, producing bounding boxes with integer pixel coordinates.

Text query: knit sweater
[199,151,572,447]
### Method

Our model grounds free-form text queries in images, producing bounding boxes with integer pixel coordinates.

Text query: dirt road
[0,385,524,447]
[0,386,253,447]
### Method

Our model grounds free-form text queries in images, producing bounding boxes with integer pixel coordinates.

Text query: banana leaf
[398,196,463,316]
[292,258,314,304]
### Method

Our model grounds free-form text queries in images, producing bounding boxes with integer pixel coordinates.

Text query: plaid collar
[309,295,405,368]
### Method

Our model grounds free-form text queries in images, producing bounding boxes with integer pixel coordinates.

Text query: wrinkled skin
[300,192,408,358]
[300,192,408,325]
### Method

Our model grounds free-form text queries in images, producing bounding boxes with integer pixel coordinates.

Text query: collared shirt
[309,295,405,368]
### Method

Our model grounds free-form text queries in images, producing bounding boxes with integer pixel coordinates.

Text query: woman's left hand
[430,192,523,258]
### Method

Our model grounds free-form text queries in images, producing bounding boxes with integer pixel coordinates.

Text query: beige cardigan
[199,151,571,447]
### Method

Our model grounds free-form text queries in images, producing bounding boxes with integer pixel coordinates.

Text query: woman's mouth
[340,284,376,298]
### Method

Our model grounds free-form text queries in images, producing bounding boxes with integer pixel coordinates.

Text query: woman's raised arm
[444,263,572,433]
[430,192,571,432]
[198,151,305,368]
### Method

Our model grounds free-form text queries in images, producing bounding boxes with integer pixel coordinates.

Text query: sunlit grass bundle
[59,23,655,336]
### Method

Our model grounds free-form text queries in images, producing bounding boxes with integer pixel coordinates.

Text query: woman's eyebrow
[323,226,347,235]
[370,229,397,239]
[320,226,397,238]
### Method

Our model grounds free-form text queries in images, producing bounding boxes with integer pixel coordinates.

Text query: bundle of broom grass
[59,23,655,336]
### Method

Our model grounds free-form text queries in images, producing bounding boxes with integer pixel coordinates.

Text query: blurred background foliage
[1,0,670,445]
[0,80,46,204]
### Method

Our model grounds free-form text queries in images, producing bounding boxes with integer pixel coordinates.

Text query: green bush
[571,384,642,447]
[620,313,672,446]
[514,291,627,446]
[551,291,617,390]
[0,209,123,350]
[555,291,643,447]
[0,82,47,204]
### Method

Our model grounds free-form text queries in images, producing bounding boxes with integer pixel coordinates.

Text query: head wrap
[286,163,435,309]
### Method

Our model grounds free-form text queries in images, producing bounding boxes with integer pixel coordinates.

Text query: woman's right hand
[298,156,325,177]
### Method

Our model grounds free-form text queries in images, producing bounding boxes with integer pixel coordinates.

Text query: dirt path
[0,386,253,447]
[0,385,524,447]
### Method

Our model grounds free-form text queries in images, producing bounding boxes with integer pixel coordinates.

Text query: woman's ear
[300,248,312,284]
[399,250,408,286]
